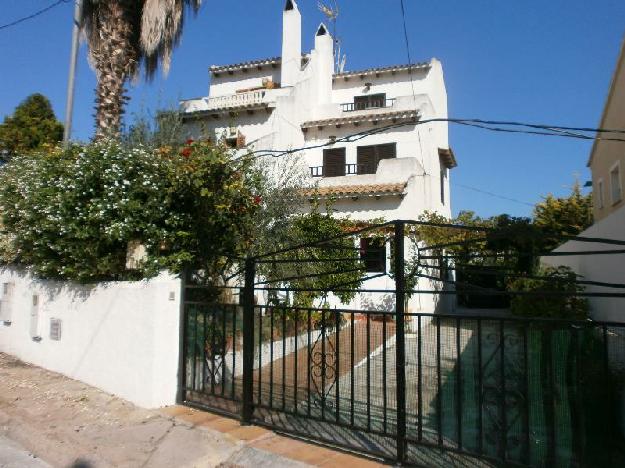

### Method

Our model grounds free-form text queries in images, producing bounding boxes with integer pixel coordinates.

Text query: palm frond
[140,0,202,78]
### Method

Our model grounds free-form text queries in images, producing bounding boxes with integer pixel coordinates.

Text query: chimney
[281,0,301,87]
[313,23,334,105]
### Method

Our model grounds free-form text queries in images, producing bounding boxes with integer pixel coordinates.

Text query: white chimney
[313,23,334,105]
[281,0,301,87]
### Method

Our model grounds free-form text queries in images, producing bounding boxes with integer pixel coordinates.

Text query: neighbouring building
[179,0,456,313]
[589,36,625,222]
[543,36,625,322]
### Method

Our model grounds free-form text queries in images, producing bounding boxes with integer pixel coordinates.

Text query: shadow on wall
[359,293,395,312]
[6,266,101,304]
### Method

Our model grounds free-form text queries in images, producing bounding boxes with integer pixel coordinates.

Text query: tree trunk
[91,1,139,139]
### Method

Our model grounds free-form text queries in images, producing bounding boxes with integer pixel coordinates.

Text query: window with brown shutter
[357,145,376,174]
[356,143,396,174]
[360,238,386,273]
[354,93,386,110]
[323,148,346,177]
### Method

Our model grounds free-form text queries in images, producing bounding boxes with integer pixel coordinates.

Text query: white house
[180,0,455,223]
[179,0,456,313]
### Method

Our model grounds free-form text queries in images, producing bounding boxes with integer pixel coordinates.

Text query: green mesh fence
[431,319,625,467]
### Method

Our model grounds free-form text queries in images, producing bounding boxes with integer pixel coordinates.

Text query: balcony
[206,90,267,110]
[340,97,396,112]
[310,163,373,177]
[181,89,273,113]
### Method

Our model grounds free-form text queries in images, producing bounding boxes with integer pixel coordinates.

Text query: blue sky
[1,0,624,218]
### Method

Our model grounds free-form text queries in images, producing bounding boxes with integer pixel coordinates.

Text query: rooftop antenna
[318,1,346,72]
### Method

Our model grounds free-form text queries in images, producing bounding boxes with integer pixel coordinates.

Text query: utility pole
[63,0,83,146]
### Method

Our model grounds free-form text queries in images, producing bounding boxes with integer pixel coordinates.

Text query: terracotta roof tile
[438,148,458,169]
[210,54,310,74]
[333,62,431,79]
[210,57,281,74]
[301,110,418,130]
[302,182,407,198]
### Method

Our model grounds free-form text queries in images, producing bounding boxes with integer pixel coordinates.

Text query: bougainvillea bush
[0,139,264,282]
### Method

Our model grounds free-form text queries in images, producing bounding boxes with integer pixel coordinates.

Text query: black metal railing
[341,98,396,112]
[180,220,625,466]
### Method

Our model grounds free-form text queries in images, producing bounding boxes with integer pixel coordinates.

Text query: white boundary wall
[542,205,625,323]
[0,267,181,408]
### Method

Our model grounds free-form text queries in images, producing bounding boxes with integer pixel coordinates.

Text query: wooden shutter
[357,143,395,174]
[323,148,346,177]
[368,93,386,108]
[360,238,386,273]
[354,93,386,110]
[357,146,376,174]
[354,96,368,111]
[375,143,396,162]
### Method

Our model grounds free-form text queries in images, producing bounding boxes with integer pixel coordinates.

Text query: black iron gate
[179,220,625,467]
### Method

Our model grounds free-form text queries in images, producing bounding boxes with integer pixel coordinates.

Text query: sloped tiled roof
[302,183,407,198]
[301,110,418,129]
[210,57,281,74]
[333,62,431,79]
[210,54,310,74]
[438,148,458,169]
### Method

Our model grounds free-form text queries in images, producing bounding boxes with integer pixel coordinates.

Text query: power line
[244,117,625,161]
[399,0,418,109]
[452,183,535,207]
[0,0,70,31]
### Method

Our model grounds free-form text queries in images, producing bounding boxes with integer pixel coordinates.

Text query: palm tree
[80,0,202,138]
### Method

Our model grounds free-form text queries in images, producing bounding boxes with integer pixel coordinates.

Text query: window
[357,143,396,175]
[597,179,604,209]
[610,163,622,205]
[354,93,386,110]
[323,148,346,177]
[360,238,386,273]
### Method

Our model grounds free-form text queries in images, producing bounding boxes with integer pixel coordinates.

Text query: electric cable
[0,0,70,31]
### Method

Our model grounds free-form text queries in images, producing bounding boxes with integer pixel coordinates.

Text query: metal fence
[179,220,625,467]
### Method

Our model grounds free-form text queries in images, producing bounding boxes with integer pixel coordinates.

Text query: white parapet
[181,90,272,113]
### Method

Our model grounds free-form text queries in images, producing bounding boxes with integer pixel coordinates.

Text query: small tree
[0,94,63,160]
[533,181,593,250]
[507,266,588,319]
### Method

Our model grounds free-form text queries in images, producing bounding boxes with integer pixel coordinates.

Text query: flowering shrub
[0,140,263,282]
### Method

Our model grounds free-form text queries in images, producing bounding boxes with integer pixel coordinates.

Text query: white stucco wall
[209,69,281,97]
[541,205,625,322]
[0,268,181,408]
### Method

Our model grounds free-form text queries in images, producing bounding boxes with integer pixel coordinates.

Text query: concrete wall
[541,205,625,322]
[0,267,181,408]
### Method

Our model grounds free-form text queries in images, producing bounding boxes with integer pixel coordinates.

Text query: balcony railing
[341,98,396,112]
[310,163,374,177]
[205,90,267,110]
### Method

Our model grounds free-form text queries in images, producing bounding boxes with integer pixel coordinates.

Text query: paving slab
[0,352,385,468]
[0,435,51,468]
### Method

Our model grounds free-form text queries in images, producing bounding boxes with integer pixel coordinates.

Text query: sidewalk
[0,353,385,468]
